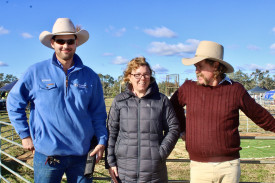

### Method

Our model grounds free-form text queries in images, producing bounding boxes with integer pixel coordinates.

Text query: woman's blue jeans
[34,151,93,183]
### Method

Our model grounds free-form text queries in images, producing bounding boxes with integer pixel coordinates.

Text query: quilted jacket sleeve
[106,98,120,167]
[159,96,180,160]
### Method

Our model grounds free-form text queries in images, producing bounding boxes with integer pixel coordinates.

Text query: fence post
[246,117,249,132]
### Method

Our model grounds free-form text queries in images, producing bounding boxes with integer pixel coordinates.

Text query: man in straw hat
[7,18,107,182]
[170,40,275,183]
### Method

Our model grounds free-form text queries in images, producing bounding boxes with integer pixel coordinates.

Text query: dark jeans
[34,151,93,183]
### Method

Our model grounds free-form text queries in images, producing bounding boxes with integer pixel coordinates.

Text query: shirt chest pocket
[39,83,57,90]
[38,83,59,98]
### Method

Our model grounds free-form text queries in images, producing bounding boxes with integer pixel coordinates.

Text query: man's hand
[22,136,35,154]
[89,144,105,163]
[109,166,119,183]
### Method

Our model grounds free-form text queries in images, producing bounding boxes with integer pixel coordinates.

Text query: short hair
[123,57,154,83]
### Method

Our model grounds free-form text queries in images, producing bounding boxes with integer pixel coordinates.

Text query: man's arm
[240,90,275,133]
[170,90,186,134]
[89,76,108,146]
[7,78,32,139]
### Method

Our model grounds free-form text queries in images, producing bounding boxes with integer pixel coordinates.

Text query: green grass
[240,139,275,159]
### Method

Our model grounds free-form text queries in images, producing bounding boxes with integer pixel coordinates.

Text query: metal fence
[0,110,274,183]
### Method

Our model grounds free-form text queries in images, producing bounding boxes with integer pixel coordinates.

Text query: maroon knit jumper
[170,80,275,162]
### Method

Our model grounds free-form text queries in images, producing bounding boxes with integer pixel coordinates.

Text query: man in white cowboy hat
[170,40,275,183]
[7,18,108,182]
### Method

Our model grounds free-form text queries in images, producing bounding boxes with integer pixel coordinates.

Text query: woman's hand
[109,166,119,183]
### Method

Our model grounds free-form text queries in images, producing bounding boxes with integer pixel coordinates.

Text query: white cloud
[183,69,195,74]
[114,28,126,37]
[105,26,126,37]
[272,27,275,33]
[235,65,245,71]
[102,52,114,56]
[266,63,275,70]
[247,44,260,51]
[21,32,33,39]
[227,44,239,50]
[0,26,9,35]
[270,43,275,53]
[144,26,177,38]
[147,39,199,56]
[246,64,264,70]
[152,64,168,74]
[0,61,8,66]
[241,63,275,71]
[112,56,128,65]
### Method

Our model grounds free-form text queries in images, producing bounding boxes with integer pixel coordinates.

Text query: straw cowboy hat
[39,18,89,49]
[182,41,234,73]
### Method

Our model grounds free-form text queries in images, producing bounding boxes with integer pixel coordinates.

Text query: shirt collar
[56,59,76,76]
[219,75,232,85]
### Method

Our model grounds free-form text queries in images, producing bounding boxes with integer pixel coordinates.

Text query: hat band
[195,54,223,60]
[53,31,76,34]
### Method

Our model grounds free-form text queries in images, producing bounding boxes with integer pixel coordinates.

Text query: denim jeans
[34,151,93,183]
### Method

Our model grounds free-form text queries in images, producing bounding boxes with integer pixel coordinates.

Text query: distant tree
[228,69,275,91]
[0,73,18,88]
[157,81,178,96]
[109,75,125,97]
[261,76,275,90]
[158,81,166,94]
[250,69,275,90]
[228,70,255,90]
[98,74,115,97]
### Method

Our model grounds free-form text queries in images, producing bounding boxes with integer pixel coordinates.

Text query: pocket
[39,83,57,90]
[227,159,240,167]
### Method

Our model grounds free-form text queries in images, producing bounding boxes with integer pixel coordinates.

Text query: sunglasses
[54,39,76,45]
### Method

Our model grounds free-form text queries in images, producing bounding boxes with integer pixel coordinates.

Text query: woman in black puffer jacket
[106,57,180,183]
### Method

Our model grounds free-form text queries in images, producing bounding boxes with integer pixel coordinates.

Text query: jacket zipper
[66,75,68,96]
[137,99,141,181]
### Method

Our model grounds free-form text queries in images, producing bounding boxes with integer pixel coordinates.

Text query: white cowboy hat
[39,18,89,49]
[181,41,234,73]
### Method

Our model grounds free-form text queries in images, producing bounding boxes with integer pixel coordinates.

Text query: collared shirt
[219,75,232,85]
[56,59,76,75]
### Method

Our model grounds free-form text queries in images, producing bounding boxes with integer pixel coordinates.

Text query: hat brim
[182,56,234,73]
[39,30,89,49]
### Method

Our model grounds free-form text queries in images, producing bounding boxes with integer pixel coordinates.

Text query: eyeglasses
[131,73,150,79]
[54,39,76,45]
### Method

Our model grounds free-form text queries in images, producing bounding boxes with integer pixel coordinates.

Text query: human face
[129,65,151,96]
[51,35,77,62]
[194,60,217,86]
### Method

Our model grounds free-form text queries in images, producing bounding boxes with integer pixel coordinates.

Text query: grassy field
[1,101,275,182]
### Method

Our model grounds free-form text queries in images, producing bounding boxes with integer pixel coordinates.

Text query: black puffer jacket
[107,81,179,183]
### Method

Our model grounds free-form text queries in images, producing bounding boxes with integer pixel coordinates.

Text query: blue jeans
[34,151,93,183]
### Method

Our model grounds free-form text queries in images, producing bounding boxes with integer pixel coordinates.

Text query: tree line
[1,69,274,97]
[0,73,18,88]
